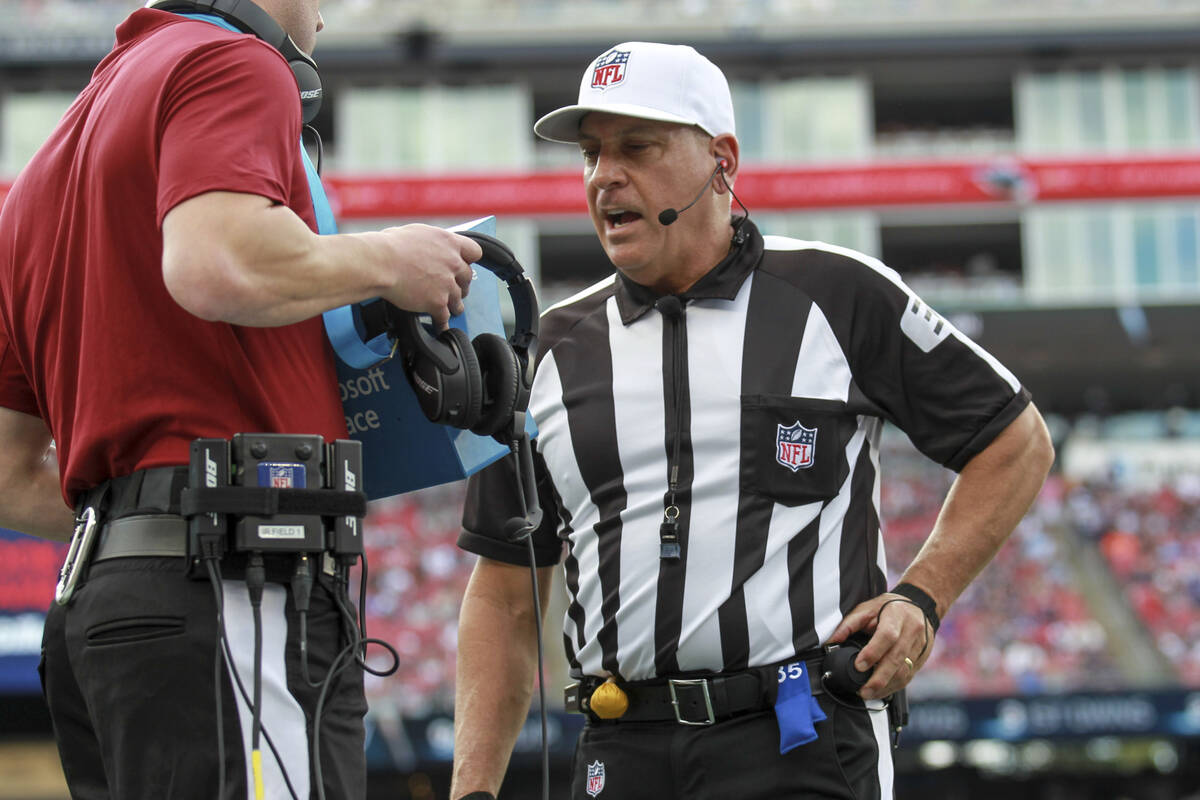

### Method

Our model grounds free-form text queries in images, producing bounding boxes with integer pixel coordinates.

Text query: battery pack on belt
[181,434,366,559]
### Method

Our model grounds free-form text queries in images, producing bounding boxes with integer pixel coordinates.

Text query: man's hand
[375,224,481,328]
[826,592,933,700]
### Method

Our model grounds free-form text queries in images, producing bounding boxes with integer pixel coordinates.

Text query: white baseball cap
[534,42,736,143]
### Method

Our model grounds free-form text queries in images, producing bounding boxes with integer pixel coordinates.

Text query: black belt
[565,651,826,726]
[93,515,188,562]
[57,467,192,604]
[74,465,190,521]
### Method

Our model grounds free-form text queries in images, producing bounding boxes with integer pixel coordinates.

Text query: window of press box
[871,60,1016,158]
[879,220,1023,306]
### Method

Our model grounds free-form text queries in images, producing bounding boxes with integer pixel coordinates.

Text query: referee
[450,42,1055,800]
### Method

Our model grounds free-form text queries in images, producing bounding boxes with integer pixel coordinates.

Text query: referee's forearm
[900,403,1055,618]
[450,561,542,799]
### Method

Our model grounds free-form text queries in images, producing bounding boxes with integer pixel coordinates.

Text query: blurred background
[2,1,1200,798]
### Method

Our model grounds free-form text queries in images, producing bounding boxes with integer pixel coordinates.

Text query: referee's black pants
[40,552,368,799]
[569,694,893,800]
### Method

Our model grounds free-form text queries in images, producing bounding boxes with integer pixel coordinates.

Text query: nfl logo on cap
[591,48,630,89]
[533,41,736,144]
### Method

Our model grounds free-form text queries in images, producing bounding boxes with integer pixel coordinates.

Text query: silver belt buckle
[55,507,99,606]
[668,678,715,726]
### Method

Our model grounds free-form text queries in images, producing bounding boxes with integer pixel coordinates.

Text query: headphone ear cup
[290,58,323,124]
[437,327,483,430]
[470,333,521,437]
[512,352,532,416]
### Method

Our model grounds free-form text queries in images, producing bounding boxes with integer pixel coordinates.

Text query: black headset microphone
[657,158,751,247]
[147,0,323,124]
[657,159,727,226]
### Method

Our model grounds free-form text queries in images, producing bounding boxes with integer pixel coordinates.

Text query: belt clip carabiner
[55,506,99,606]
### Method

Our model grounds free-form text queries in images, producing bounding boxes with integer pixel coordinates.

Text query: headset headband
[147,0,323,123]
[396,231,540,386]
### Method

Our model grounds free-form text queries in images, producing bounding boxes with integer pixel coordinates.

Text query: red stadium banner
[318,153,1200,218]
[3,154,1200,218]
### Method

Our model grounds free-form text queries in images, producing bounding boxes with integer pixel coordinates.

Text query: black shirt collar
[614,218,763,325]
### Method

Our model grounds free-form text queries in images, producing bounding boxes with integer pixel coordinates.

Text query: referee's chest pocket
[740,395,851,507]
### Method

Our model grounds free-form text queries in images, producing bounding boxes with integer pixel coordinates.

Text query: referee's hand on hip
[826,592,934,700]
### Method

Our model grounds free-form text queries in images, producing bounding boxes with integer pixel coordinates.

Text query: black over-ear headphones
[147,0,323,124]
[393,231,539,441]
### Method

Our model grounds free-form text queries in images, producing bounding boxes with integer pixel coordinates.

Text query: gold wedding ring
[904,657,915,673]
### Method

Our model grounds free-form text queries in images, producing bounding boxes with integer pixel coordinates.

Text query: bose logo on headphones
[300,89,322,100]
[411,373,437,396]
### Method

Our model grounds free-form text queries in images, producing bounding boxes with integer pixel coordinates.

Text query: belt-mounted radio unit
[183,433,367,563]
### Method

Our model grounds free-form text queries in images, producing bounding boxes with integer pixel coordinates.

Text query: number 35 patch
[778,662,808,683]
[774,660,827,753]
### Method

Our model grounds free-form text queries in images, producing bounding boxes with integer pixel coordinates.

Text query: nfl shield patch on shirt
[741,398,844,507]
[776,421,817,472]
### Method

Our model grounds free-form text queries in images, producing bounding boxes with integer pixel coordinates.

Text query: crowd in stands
[356,481,475,718]
[1073,473,1200,685]
[900,252,1024,304]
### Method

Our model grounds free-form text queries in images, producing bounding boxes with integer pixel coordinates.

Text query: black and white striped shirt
[460,221,1030,682]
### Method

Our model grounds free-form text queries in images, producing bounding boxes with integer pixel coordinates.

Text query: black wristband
[456,794,497,800]
[891,582,940,634]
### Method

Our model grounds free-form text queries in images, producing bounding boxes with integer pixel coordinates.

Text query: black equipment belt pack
[56,434,367,605]
[181,434,366,560]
